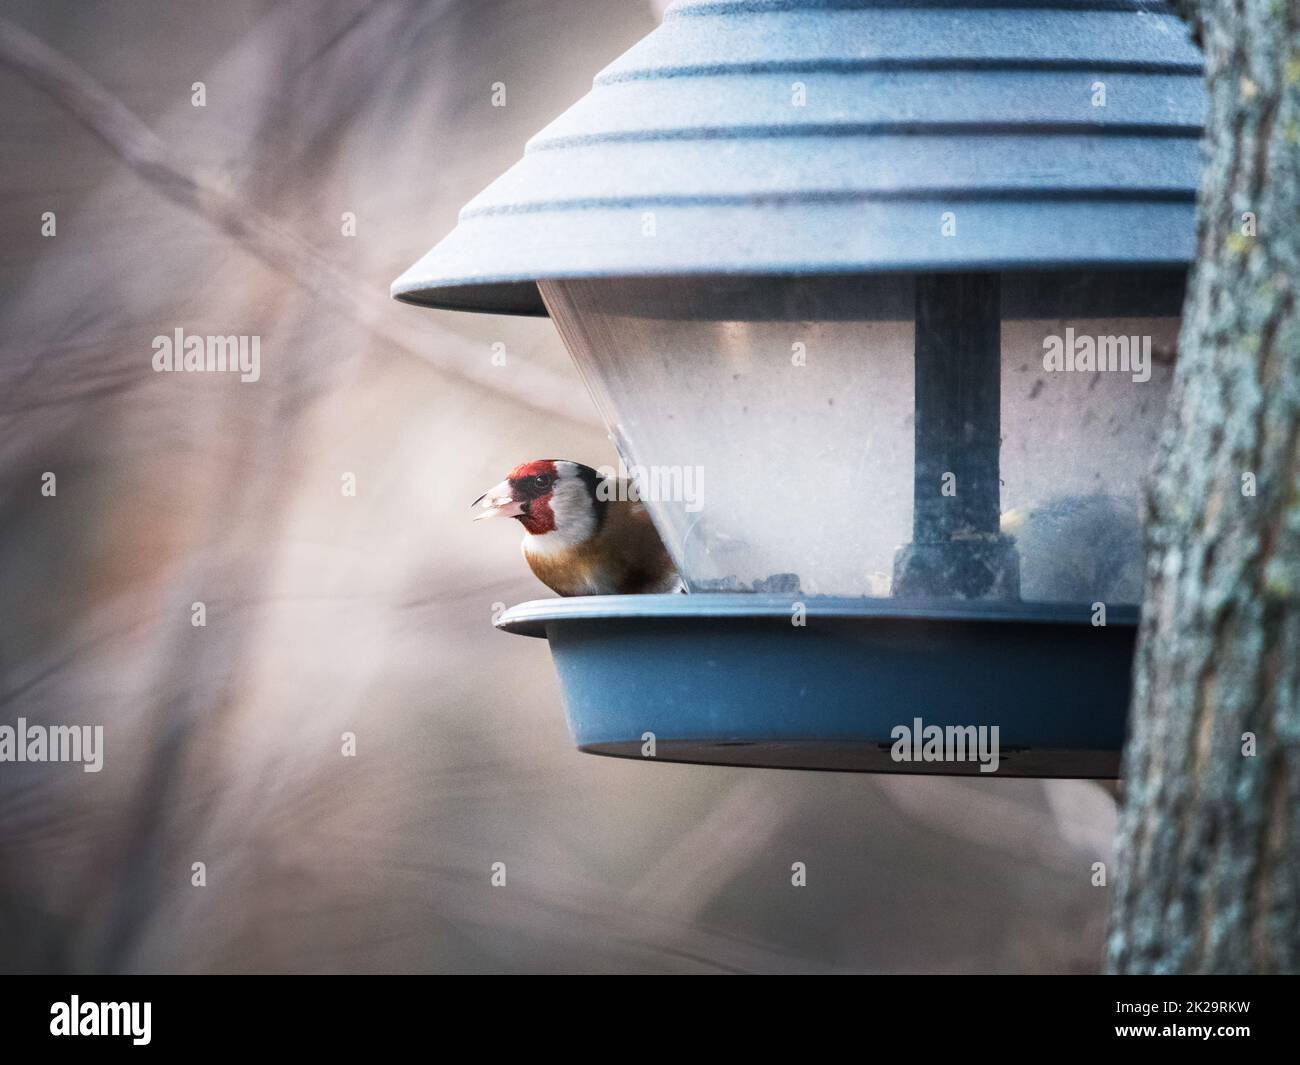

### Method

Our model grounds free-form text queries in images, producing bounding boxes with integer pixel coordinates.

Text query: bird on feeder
[473,459,680,597]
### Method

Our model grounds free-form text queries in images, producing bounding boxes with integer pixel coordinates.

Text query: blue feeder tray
[498,596,1137,778]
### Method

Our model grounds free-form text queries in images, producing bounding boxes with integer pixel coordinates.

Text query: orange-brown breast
[523,499,678,596]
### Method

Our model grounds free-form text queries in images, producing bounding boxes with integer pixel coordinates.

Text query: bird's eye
[534,475,551,489]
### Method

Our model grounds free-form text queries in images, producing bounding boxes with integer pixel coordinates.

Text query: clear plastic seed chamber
[541,274,1179,605]
[393,0,1205,776]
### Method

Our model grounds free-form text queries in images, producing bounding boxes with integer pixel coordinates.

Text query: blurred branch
[625,778,790,922]
[0,15,599,428]
[869,776,1111,874]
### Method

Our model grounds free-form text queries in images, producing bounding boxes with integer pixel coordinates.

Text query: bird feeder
[394,0,1204,777]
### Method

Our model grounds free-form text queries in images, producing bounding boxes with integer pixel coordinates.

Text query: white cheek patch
[523,476,596,554]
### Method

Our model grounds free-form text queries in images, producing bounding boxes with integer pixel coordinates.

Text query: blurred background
[0,0,1117,973]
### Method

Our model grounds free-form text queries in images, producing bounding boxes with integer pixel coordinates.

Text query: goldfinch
[472,459,681,596]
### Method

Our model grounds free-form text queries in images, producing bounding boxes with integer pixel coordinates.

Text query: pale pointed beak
[471,480,525,521]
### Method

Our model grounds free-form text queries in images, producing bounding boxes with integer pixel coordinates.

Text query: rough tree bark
[1107,1,1300,973]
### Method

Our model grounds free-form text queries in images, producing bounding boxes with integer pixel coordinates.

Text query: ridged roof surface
[393,0,1205,315]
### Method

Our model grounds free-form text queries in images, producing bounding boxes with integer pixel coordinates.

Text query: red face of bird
[471,459,603,541]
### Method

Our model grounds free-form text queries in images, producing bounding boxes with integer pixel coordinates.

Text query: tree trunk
[1107,1,1300,973]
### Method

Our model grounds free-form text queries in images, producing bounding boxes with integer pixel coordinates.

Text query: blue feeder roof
[392,0,1205,315]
